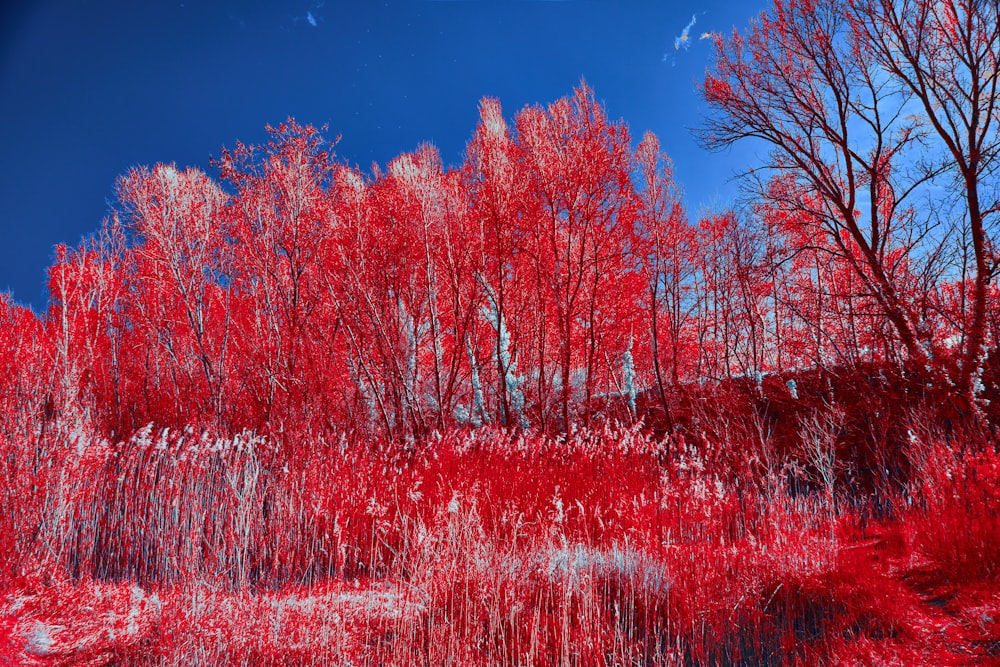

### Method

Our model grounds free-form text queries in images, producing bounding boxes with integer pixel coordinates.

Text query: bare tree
[702,0,998,410]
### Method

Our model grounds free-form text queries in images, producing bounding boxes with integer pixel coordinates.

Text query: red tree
[703,0,999,413]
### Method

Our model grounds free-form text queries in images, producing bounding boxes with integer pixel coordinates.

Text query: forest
[1,0,999,664]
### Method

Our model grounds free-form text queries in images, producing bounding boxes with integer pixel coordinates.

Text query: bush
[906,431,1000,583]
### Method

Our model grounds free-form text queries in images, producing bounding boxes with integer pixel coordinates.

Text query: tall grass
[904,426,1000,583]
[2,417,996,665]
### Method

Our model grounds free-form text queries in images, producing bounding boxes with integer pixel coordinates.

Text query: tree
[217,120,339,431]
[382,145,484,431]
[757,183,897,371]
[45,222,129,432]
[849,0,1000,405]
[694,211,772,383]
[634,132,697,425]
[465,97,530,428]
[117,163,233,427]
[516,83,637,428]
[0,295,48,439]
[702,0,999,410]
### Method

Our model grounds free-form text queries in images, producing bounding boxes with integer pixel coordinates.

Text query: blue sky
[0,0,768,308]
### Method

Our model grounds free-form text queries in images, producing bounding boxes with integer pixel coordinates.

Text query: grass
[1,417,998,665]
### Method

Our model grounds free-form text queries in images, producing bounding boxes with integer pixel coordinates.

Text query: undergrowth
[3,414,998,665]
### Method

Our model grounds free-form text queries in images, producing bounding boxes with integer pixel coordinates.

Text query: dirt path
[845,525,1000,666]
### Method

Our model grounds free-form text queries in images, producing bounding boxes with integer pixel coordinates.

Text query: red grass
[905,430,1000,584]
[1,405,998,665]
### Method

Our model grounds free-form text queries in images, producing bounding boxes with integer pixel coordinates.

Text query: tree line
[1,0,997,443]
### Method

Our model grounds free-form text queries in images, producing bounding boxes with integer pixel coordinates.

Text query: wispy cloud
[290,2,322,28]
[662,12,714,65]
[674,14,697,51]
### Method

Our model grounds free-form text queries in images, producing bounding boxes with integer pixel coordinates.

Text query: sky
[0,0,768,309]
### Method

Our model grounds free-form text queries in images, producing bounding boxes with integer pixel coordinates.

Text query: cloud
[674,13,697,51]
[662,12,714,64]
[290,7,320,28]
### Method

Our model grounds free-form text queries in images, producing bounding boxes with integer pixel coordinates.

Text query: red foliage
[1,10,1000,658]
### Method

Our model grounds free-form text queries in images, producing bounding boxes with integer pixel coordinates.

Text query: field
[2,381,999,665]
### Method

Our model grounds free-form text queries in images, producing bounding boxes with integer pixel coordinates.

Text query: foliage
[2,2,1000,661]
